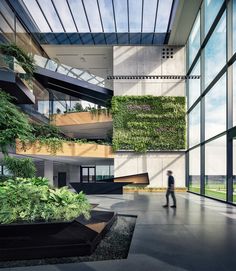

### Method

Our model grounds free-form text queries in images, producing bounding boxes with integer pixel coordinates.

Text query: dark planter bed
[0,210,117,261]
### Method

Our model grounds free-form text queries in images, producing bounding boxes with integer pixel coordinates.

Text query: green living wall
[112,96,186,152]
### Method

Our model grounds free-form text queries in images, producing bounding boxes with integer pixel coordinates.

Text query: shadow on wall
[113,46,185,96]
[114,153,185,187]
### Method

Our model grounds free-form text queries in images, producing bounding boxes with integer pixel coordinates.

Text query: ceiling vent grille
[162,48,174,59]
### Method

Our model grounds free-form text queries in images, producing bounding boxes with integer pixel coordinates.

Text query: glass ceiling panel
[155,0,173,32]
[113,0,128,32]
[143,0,158,32]
[37,0,64,32]
[68,0,89,32]
[20,0,175,44]
[83,0,102,32]
[129,0,142,32]
[98,0,115,32]
[52,0,77,32]
[22,0,51,32]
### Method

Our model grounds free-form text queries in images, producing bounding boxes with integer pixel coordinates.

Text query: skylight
[20,0,176,45]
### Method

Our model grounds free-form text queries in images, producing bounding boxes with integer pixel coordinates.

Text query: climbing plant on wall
[112,96,186,152]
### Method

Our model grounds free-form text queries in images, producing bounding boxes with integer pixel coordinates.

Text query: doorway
[81,166,96,183]
[58,172,67,187]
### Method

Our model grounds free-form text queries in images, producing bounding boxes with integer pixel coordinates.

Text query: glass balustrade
[0,53,33,91]
[34,55,109,88]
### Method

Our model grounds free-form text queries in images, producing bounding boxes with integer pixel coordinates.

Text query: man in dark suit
[163,170,177,208]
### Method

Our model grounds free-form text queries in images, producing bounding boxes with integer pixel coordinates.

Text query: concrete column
[44,160,54,185]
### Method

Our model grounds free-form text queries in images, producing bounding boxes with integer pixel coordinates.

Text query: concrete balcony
[52,112,113,139]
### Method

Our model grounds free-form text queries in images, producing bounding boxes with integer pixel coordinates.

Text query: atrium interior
[0,0,236,270]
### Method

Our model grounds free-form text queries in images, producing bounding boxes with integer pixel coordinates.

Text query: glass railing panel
[0,53,33,91]
[33,54,111,89]
[45,59,58,71]
[34,55,48,69]
[57,64,71,75]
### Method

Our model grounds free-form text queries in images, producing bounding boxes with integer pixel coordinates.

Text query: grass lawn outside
[189,185,236,202]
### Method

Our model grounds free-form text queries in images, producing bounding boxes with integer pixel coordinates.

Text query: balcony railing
[34,55,111,89]
[0,54,33,91]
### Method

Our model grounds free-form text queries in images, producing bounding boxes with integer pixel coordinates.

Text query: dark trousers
[166,188,176,206]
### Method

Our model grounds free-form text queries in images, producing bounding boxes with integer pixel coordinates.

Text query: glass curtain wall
[187,0,236,204]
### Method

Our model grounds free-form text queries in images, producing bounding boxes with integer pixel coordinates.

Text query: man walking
[163,170,177,208]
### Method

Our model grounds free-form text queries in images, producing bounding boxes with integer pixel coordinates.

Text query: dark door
[58,172,67,187]
[81,167,96,183]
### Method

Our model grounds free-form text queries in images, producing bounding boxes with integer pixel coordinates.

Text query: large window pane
[204,0,224,37]
[99,0,115,32]
[0,0,15,42]
[188,12,200,68]
[189,103,201,148]
[0,14,14,42]
[189,147,201,194]
[114,0,128,32]
[83,0,102,32]
[0,0,14,29]
[233,62,236,127]
[96,165,110,181]
[52,0,77,32]
[129,0,142,32]
[233,0,236,53]
[188,59,200,108]
[22,0,51,32]
[155,0,173,32]
[205,135,226,201]
[205,74,226,140]
[37,0,64,32]
[204,12,226,88]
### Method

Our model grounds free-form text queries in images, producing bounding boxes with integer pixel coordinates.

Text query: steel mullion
[140,0,144,44]
[152,0,159,44]
[96,0,107,44]
[35,0,62,44]
[127,0,130,43]
[66,0,83,45]
[66,0,78,32]
[35,0,53,32]
[81,0,95,44]
[200,2,205,196]
[226,0,233,203]
[164,0,175,44]
[51,0,66,32]
[111,0,118,44]
[51,0,73,45]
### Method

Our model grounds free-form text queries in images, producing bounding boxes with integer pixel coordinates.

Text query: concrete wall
[115,152,185,188]
[113,46,186,188]
[113,46,185,96]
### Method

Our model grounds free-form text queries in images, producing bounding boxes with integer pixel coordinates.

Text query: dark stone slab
[0,210,116,261]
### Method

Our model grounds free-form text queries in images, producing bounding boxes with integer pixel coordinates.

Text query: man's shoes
[162,205,169,208]
[170,205,177,208]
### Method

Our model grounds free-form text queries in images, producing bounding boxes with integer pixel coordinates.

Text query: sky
[21,0,173,33]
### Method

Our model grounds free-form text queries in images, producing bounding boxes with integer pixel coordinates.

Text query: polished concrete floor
[3,192,236,271]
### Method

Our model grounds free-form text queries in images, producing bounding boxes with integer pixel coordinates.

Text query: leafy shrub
[0,90,33,154]
[0,43,35,78]
[31,123,62,138]
[112,95,186,152]
[3,156,36,178]
[0,179,91,224]
[0,177,50,187]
